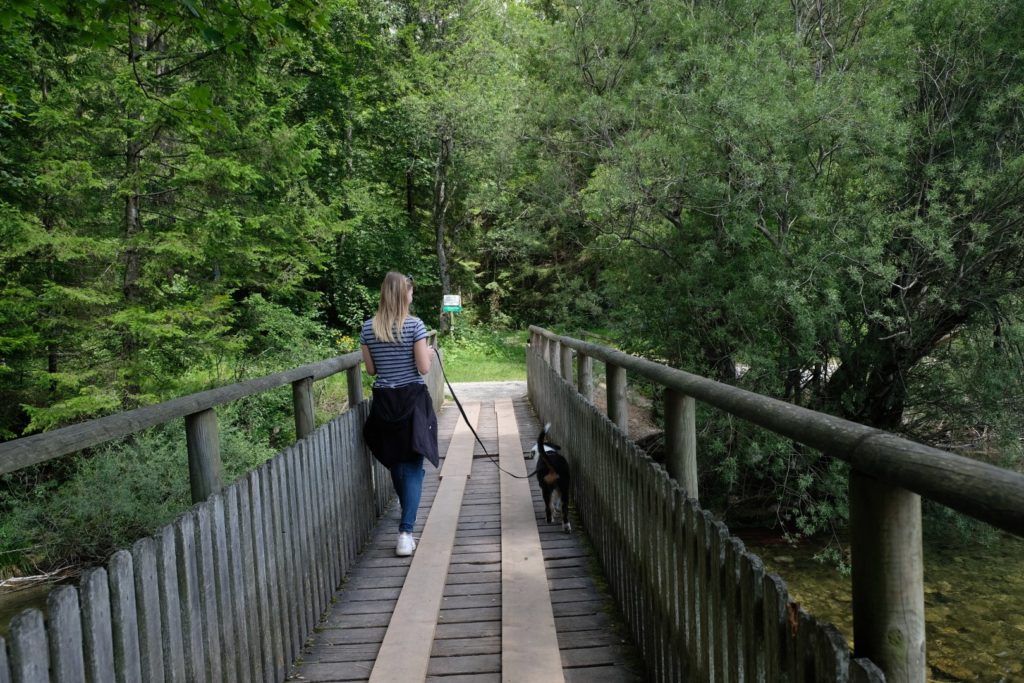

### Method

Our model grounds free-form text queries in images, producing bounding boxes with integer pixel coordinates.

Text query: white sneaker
[396,532,416,557]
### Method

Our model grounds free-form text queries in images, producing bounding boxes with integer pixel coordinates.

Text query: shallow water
[744,531,1024,682]
[0,582,57,638]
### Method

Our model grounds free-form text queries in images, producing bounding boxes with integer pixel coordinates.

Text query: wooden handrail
[530,325,1024,537]
[0,352,362,476]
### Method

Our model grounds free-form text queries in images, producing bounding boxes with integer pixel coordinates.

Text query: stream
[744,530,1024,682]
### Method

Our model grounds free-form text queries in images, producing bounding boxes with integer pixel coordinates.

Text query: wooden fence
[0,339,445,682]
[528,326,1023,683]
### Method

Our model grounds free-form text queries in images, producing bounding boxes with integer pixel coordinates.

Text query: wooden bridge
[1,327,1023,682]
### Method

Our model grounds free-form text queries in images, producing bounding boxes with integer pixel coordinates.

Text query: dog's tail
[536,422,551,459]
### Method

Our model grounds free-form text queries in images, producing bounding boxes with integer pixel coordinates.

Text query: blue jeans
[390,456,425,533]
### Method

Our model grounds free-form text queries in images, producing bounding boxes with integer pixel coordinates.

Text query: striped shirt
[360,316,428,388]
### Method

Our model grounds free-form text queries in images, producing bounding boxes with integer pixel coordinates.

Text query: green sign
[442,294,462,313]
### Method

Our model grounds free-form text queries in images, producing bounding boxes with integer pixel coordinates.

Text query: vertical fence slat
[685,498,700,677]
[248,469,274,683]
[726,538,744,683]
[79,567,115,683]
[236,477,263,682]
[258,464,284,682]
[48,586,86,682]
[740,552,765,683]
[816,624,851,682]
[130,537,164,683]
[0,636,9,683]
[194,502,223,682]
[226,484,254,682]
[710,521,727,683]
[270,455,293,670]
[762,573,789,683]
[295,439,315,637]
[850,657,886,683]
[312,429,328,617]
[283,446,305,658]
[211,494,238,683]
[175,512,207,683]
[9,609,48,683]
[155,525,186,683]
[108,550,142,683]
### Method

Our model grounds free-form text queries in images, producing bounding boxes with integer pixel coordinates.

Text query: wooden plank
[497,398,564,683]
[155,525,187,682]
[107,550,143,683]
[440,402,481,478]
[47,585,86,682]
[9,609,48,683]
[368,403,480,682]
[79,567,115,683]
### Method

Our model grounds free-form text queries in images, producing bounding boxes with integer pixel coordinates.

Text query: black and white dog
[533,423,572,532]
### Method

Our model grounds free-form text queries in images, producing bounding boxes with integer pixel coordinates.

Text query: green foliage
[0,420,276,572]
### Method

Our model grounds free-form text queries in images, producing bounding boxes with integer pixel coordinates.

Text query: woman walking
[361,272,438,556]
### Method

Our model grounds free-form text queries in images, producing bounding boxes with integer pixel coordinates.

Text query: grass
[436,327,528,382]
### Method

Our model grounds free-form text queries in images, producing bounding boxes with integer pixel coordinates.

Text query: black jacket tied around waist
[363,383,439,469]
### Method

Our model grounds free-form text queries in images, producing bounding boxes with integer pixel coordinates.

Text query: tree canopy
[2,0,1024,549]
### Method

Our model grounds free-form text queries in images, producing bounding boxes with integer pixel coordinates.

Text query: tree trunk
[121,8,146,402]
[432,129,453,332]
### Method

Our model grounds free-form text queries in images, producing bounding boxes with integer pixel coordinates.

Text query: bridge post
[578,354,593,403]
[850,470,926,683]
[606,363,628,435]
[665,390,698,500]
[550,339,561,376]
[560,345,574,387]
[185,409,223,503]
[292,377,315,439]
[346,365,363,407]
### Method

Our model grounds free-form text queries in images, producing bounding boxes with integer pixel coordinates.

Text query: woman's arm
[361,344,377,376]
[414,338,432,375]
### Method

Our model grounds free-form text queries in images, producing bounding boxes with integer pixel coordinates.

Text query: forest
[2,0,1024,578]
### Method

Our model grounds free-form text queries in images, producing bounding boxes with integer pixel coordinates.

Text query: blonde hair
[371,271,413,343]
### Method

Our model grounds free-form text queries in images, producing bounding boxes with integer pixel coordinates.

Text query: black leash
[432,346,539,479]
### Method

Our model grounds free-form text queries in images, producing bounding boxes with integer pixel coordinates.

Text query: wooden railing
[0,335,445,681]
[528,326,1024,683]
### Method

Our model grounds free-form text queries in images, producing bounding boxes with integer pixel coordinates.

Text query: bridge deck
[288,394,644,682]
